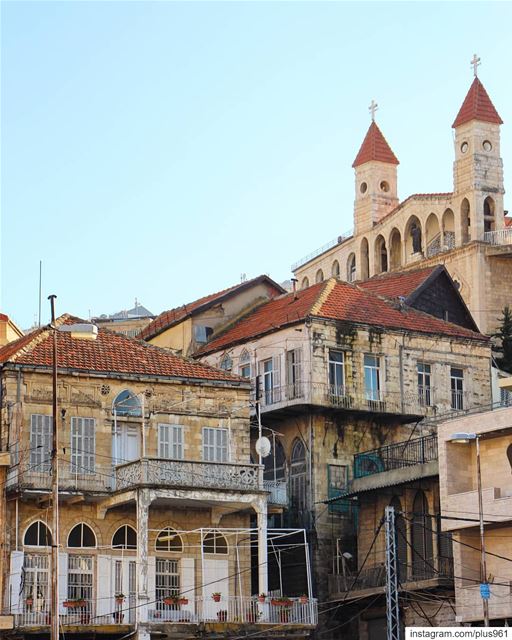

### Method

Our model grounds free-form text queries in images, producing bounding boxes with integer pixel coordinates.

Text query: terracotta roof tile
[352,121,399,168]
[138,275,285,341]
[198,279,487,355]
[452,77,503,128]
[358,266,439,299]
[0,315,241,383]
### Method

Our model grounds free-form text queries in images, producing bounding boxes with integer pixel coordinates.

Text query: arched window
[347,254,356,282]
[156,528,183,553]
[301,277,309,289]
[220,354,233,371]
[461,199,471,244]
[360,238,369,280]
[315,269,324,284]
[411,491,433,579]
[113,390,141,417]
[239,349,251,379]
[24,521,52,547]
[112,525,137,549]
[389,229,402,270]
[390,497,407,580]
[331,260,340,278]
[203,531,228,554]
[68,523,96,548]
[290,439,307,510]
[484,197,495,232]
[263,439,286,481]
[374,235,388,273]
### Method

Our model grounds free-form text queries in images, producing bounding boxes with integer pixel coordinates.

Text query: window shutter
[58,552,68,614]
[8,551,24,612]
[180,558,195,614]
[96,555,112,616]
[158,424,169,458]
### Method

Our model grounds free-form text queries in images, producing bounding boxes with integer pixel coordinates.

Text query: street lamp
[449,432,489,627]
[48,296,98,640]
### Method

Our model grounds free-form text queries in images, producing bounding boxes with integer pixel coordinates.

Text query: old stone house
[292,70,511,336]
[0,315,317,639]
[195,277,492,636]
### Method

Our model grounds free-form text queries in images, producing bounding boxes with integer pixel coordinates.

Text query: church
[292,58,511,336]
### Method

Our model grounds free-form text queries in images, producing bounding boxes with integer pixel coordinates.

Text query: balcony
[8,597,318,630]
[339,434,438,497]
[6,460,113,494]
[115,457,263,493]
[328,556,453,600]
[291,228,353,271]
[258,382,441,421]
[484,228,512,246]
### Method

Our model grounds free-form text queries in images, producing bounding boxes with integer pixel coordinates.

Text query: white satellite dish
[255,436,271,458]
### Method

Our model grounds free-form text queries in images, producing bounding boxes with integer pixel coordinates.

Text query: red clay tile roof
[505,217,512,228]
[452,77,503,128]
[198,279,487,355]
[358,266,440,299]
[138,275,285,341]
[0,315,242,383]
[352,121,399,168]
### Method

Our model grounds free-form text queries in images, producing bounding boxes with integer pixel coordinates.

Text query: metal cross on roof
[369,99,378,121]
[471,53,481,77]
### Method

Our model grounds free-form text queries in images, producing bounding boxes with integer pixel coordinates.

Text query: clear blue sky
[2,1,511,329]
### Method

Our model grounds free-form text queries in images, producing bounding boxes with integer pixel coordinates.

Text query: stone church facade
[293,72,511,335]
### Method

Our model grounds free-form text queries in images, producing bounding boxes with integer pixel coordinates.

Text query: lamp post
[48,296,98,640]
[449,432,489,627]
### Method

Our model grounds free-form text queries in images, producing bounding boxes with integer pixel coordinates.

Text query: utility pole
[384,505,400,640]
[476,436,490,626]
[49,295,60,640]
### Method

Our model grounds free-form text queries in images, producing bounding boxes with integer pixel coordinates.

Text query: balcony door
[112,423,140,465]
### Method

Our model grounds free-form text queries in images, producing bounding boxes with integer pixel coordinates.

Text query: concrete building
[93,301,155,338]
[195,277,492,636]
[438,377,512,625]
[292,69,511,336]
[0,314,23,347]
[0,315,317,639]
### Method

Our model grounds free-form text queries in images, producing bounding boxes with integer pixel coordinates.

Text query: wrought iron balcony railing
[353,433,438,479]
[6,460,113,493]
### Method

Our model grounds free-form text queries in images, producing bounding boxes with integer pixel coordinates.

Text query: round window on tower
[360,182,368,194]
[380,180,390,193]
[483,140,492,152]
[460,142,469,154]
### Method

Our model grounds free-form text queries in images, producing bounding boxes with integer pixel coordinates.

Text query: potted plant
[299,594,309,604]
[257,593,266,604]
[115,593,125,605]
[217,609,227,622]
[63,598,86,609]
[271,597,292,607]
[212,592,221,603]
[25,596,34,607]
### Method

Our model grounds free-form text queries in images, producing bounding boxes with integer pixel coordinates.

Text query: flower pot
[257,595,265,604]
[212,594,221,603]
[163,598,177,606]
[26,598,34,607]
[179,598,188,605]
[115,597,124,605]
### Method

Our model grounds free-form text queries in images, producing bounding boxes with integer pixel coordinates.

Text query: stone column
[136,488,151,624]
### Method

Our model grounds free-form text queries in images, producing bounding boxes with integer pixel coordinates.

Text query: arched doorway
[331,260,340,278]
[374,235,388,274]
[405,216,423,257]
[347,253,356,282]
[484,196,495,233]
[461,199,471,243]
[290,439,307,511]
[389,228,402,270]
[425,213,441,257]
[442,209,455,249]
[112,390,141,464]
[360,238,369,280]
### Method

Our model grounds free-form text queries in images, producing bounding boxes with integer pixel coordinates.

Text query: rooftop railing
[483,228,512,246]
[291,229,353,271]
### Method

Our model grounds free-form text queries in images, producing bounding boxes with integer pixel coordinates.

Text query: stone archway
[425,213,441,257]
[442,209,455,250]
[389,228,402,271]
[484,196,495,233]
[404,215,423,258]
[347,253,356,282]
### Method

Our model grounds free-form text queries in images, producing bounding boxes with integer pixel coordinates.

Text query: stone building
[292,69,511,336]
[93,301,155,338]
[0,315,317,639]
[438,377,512,625]
[0,314,23,347]
[195,277,492,636]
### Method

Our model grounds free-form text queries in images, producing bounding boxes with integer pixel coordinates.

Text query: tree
[492,305,512,374]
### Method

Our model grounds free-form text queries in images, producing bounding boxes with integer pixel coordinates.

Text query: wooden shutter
[96,555,112,616]
[8,551,24,612]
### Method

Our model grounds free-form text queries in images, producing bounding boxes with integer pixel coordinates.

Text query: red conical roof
[452,77,503,128]
[352,121,399,168]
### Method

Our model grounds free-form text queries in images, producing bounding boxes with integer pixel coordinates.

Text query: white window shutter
[147,556,156,603]
[96,555,112,616]
[58,552,68,614]
[8,551,24,612]
[273,356,280,388]
[180,558,195,614]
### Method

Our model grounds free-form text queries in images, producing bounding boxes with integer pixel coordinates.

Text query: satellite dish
[255,436,271,458]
